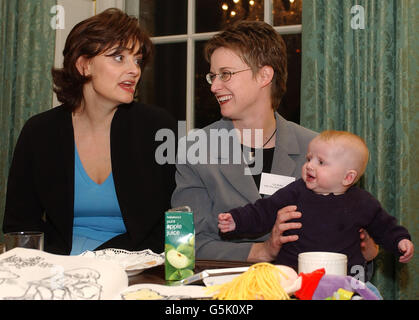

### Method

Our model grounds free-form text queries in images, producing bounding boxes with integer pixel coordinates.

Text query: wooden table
[129,259,252,286]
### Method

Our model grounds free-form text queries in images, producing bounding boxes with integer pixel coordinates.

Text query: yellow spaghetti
[207,262,290,300]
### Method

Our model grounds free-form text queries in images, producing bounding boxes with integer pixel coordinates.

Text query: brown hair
[204,20,287,110]
[51,8,153,111]
[317,130,370,181]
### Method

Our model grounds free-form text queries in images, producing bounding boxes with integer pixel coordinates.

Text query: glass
[138,42,187,121]
[126,0,187,37]
[273,0,302,26]
[4,231,44,251]
[205,69,251,84]
[196,0,265,33]
[194,33,302,129]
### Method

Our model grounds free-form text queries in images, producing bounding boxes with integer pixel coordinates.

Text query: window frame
[146,0,302,131]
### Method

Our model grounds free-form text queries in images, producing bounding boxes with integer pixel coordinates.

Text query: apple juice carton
[165,207,195,281]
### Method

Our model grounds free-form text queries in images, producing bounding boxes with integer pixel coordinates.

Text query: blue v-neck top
[70,145,126,255]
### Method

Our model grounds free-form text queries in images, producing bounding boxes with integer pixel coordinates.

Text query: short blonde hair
[316,130,369,182]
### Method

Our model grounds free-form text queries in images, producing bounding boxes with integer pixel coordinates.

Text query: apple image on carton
[167,268,194,281]
[188,235,195,246]
[177,243,194,258]
[166,249,190,269]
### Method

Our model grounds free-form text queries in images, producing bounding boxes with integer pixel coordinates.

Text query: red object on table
[294,268,326,300]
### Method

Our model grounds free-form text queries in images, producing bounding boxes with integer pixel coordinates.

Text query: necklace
[248,128,277,162]
[263,128,277,148]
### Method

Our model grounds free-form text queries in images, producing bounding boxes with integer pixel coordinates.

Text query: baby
[218,130,414,276]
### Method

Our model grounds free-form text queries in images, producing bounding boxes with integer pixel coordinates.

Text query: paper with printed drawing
[0,247,128,300]
[0,248,215,300]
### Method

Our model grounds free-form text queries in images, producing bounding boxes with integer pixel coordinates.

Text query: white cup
[4,231,44,251]
[298,251,347,276]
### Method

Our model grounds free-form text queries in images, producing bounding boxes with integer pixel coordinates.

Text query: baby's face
[302,138,350,195]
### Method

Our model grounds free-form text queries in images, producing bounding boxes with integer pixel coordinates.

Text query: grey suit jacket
[171,113,317,261]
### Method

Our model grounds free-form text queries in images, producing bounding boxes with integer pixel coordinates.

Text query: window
[126,0,302,130]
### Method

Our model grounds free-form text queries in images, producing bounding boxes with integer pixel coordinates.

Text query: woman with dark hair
[3,8,177,255]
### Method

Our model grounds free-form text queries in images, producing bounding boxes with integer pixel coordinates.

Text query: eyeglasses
[205,69,251,84]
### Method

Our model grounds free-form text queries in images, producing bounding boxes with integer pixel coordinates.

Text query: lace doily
[80,248,164,276]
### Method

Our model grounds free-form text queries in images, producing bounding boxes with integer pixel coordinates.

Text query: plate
[80,248,164,276]
[202,265,301,294]
[120,284,211,300]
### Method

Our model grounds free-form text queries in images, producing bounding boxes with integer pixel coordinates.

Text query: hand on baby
[398,239,414,263]
[218,213,236,233]
[359,228,379,261]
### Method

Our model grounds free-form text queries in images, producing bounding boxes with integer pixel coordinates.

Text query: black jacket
[3,102,177,255]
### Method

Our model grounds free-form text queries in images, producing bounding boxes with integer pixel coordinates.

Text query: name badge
[259,173,295,195]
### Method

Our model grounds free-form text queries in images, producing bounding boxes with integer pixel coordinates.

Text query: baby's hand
[218,213,236,233]
[398,239,414,263]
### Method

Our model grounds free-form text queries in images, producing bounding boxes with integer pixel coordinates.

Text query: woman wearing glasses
[172,21,378,269]
[3,9,176,255]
